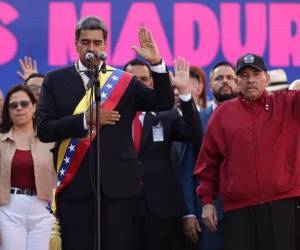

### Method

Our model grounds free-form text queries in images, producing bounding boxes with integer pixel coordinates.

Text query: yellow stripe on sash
[56,65,115,172]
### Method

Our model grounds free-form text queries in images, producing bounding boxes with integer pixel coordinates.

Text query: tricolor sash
[50,66,133,214]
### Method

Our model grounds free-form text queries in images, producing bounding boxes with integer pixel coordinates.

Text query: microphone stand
[84,61,105,250]
[94,65,101,250]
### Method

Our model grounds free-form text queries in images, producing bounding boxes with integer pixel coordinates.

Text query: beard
[213,87,238,103]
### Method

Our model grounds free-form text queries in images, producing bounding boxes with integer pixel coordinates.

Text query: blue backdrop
[1,0,300,95]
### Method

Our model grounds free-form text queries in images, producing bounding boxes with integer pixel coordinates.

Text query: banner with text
[0,0,300,94]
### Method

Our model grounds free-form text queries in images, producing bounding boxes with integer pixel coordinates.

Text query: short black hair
[24,73,44,84]
[212,61,235,71]
[209,61,235,81]
[123,59,151,74]
[75,16,108,41]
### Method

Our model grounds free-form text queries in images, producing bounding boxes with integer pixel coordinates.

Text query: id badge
[152,122,164,142]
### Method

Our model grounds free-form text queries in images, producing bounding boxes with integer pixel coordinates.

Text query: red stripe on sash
[57,134,95,194]
[103,73,133,109]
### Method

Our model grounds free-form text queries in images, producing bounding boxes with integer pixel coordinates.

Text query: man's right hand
[183,217,201,244]
[85,106,120,128]
[202,204,218,232]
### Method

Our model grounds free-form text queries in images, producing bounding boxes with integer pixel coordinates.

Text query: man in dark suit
[124,58,202,250]
[180,61,238,250]
[37,16,174,250]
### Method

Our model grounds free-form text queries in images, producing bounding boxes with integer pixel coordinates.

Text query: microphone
[85,53,97,88]
[99,52,107,74]
[85,52,96,63]
[99,52,107,61]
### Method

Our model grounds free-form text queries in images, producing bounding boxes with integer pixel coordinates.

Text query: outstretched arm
[132,27,174,112]
[170,57,202,141]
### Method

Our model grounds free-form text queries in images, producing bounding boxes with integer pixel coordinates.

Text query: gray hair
[75,16,108,41]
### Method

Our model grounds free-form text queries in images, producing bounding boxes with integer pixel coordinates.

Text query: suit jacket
[138,100,202,219]
[180,105,223,222]
[37,65,174,200]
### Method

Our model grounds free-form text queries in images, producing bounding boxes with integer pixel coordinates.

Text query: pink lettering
[221,3,267,64]
[174,3,219,66]
[49,2,111,66]
[0,3,19,64]
[49,3,77,65]
[270,4,300,67]
[112,3,172,66]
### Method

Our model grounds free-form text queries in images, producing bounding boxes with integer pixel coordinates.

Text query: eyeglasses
[8,100,31,110]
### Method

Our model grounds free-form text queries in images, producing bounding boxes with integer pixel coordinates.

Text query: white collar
[77,59,102,72]
[76,59,103,89]
[212,101,218,111]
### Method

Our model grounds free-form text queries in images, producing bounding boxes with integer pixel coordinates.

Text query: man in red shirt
[194,54,300,250]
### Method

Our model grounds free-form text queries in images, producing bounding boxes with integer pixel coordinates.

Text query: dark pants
[134,197,180,250]
[57,196,140,250]
[295,198,300,250]
[57,198,94,250]
[198,221,224,250]
[182,221,224,250]
[223,199,296,250]
[57,196,181,250]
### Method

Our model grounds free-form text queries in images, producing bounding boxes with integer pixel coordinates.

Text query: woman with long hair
[0,84,56,250]
[189,66,208,110]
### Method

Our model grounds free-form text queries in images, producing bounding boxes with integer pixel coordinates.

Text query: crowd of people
[0,15,300,250]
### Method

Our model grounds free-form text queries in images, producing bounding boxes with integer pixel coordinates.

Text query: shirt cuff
[202,196,214,205]
[150,60,166,73]
[182,214,197,220]
[179,93,192,102]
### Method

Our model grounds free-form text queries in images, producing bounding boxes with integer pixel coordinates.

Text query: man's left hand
[170,57,191,95]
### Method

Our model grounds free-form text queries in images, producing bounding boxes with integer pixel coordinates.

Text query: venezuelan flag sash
[50,66,133,214]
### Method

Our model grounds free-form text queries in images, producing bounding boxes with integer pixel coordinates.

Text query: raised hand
[131,26,161,64]
[170,57,190,95]
[16,56,39,81]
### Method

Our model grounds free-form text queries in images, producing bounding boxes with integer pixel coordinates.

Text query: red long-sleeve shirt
[194,90,300,212]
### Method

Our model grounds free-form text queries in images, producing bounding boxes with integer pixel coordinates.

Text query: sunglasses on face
[8,100,31,110]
